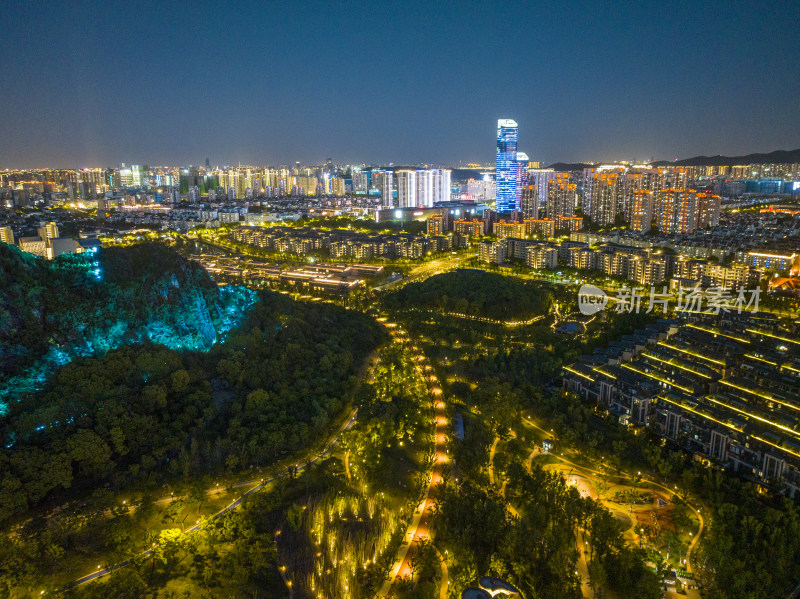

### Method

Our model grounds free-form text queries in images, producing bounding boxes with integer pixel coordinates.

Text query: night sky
[1,0,798,168]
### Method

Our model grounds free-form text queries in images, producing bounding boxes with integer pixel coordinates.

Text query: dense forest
[0,245,385,527]
[381,270,556,321]
[0,289,384,527]
[436,474,660,599]
[50,343,428,598]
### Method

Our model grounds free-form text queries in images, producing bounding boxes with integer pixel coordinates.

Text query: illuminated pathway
[488,437,499,486]
[434,544,449,599]
[521,416,705,579]
[377,335,448,598]
[491,426,589,596]
[376,250,476,291]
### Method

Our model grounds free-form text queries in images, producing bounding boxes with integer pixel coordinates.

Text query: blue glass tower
[495,119,518,212]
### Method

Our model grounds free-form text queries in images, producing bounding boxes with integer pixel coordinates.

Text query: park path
[377,335,448,598]
[521,416,705,577]
[489,430,590,597]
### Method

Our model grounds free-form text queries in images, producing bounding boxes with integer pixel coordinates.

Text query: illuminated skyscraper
[396,169,416,207]
[495,119,518,212]
[380,170,394,207]
[432,169,451,203]
[415,169,433,207]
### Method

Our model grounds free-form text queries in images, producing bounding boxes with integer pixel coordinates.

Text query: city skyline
[2,1,800,594]
[2,1,799,167]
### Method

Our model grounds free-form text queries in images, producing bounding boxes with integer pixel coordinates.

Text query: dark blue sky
[1,0,798,168]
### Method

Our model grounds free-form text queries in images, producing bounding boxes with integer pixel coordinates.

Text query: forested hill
[0,243,256,383]
[0,290,387,524]
[0,243,387,524]
[382,270,555,321]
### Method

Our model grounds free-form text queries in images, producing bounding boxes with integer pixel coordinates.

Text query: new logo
[578,284,608,315]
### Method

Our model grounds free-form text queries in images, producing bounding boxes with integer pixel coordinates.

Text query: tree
[155,528,185,569]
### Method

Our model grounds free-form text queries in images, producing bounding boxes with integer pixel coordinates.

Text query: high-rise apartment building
[396,169,416,208]
[130,164,149,187]
[236,170,247,198]
[655,189,698,234]
[454,219,486,237]
[432,169,451,204]
[515,152,529,208]
[78,181,94,201]
[527,245,558,270]
[427,215,444,236]
[629,190,655,233]
[696,192,721,229]
[546,173,576,219]
[493,220,526,239]
[584,168,624,226]
[521,184,538,219]
[556,215,584,232]
[379,170,394,207]
[331,177,346,196]
[37,222,59,241]
[495,119,519,212]
[296,176,318,196]
[528,169,557,216]
[415,169,433,207]
[525,218,557,238]
[352,171,368,194]
[465,178,495,200]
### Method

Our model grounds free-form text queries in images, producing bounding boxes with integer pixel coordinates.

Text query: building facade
[495,119,519,212]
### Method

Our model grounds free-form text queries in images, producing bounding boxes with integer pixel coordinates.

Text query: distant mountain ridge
[545,162,593,171]
[544,149,800,171]
[650,148,800,167]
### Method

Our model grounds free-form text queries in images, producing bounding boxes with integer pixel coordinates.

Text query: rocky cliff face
[0,243,257,413]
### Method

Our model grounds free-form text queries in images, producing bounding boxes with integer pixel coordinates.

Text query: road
[376,251,476,290]
[63,409,359,591]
